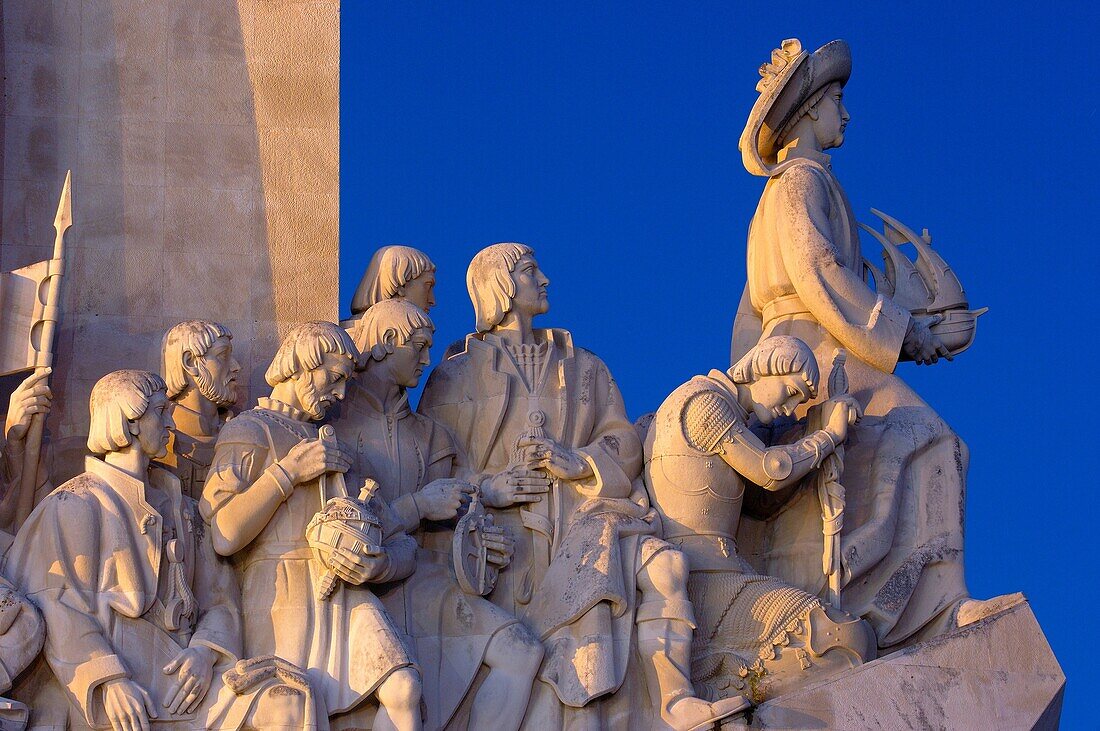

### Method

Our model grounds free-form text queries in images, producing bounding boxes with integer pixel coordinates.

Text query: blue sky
[341,3,1098,724]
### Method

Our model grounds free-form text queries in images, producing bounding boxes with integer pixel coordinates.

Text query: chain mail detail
[687,570,822,699]
[682,390,740,453]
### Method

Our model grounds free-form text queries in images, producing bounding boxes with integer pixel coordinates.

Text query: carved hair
[265,321,359,386]
[87,370,167,454]
[729,335,819,396]
[467,242,534,333]
[161,320,232,399]
[775,82,836,150]
[351,246,436,315]
[353,299,434,367]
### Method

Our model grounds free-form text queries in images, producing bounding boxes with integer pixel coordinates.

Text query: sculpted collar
[472,328,576,360]
[346,379,411,419]
[777,146,832,169]
[84,455,181,511]
[257,396,312,422]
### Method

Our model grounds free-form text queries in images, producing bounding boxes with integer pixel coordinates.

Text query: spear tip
[53,169,72,233]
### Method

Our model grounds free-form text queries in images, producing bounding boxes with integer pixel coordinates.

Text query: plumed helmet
[739,39,852,177]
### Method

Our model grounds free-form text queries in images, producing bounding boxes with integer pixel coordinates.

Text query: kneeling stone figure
[644,336,875,701]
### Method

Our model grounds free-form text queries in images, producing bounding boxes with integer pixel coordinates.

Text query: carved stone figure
[732,38,1002,650]
[3,370,319,729]
[343,246,437,329]
[201,322,423,731]
[159,321,241,500]
[333,298,543,730]
[644,336,875,701]
[420,243,746,730]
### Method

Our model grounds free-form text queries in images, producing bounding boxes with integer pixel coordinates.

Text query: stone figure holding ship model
[732,38,1003,650]
[201,322,423,731]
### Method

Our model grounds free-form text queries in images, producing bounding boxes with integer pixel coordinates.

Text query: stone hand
[519,436,594,481]
[824,394,863,443]
[5,368,52,444]
[280,436,353,485]
[162,645,216,715]
[415,478,476,521]
[103,678,158,731]
[481,524,515,568]
[328,545,389,585]
[903,314,953,365]
[481,465,551,508]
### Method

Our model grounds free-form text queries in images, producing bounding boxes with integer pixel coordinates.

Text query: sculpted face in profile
[293,350,353,420]
[163,322,240,411]
[346,246,437,328]
[160,321,241,500]
[746,371,815,424]
[508,253,550,318]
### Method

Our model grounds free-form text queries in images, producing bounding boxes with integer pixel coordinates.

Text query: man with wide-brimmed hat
[730,39,1003,652]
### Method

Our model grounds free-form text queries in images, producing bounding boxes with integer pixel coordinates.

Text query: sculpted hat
[739,39,851,177]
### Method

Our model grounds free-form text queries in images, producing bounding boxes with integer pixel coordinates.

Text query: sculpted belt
[761,294,815,329]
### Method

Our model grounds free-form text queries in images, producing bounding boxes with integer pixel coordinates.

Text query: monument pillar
[0,0,340,485]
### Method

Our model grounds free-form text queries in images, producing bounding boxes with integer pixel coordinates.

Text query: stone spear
[14,171,71,526]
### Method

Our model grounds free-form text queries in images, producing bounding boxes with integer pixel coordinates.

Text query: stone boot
[638,619,750,731]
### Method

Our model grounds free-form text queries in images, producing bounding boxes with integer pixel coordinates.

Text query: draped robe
[731,147,970,649]
[420,329,663,728]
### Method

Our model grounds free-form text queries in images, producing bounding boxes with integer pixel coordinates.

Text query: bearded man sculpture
[732,38,1001,650]
[420,243,746,730]
[4,370,320,730]
[202,321,423,731]
[644,336,875,701]
[333,298,544,731]
[159,321,240,500]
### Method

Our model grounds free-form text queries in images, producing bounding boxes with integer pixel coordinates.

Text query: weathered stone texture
[0,0,340,484]
[750,596,1065,730]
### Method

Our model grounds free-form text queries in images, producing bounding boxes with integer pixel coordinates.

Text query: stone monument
[0,13,1064,731]
[0,0,340,491]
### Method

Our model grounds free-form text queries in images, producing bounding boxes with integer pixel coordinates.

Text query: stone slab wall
[0,0,339,486]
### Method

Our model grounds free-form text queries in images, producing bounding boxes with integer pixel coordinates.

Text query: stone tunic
[202,399,416,717]
[420,329,665,727]
[159,416,221,502]
[332,382,519,730]
[731,148,969,648]
[3,458,278,730]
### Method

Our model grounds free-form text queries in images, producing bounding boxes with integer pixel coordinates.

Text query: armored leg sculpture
[636,547,751,730]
